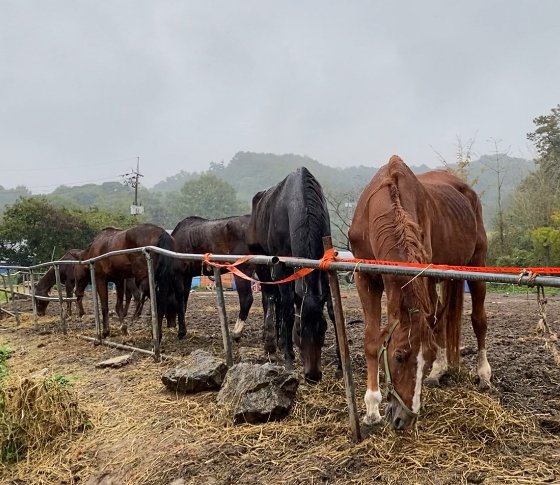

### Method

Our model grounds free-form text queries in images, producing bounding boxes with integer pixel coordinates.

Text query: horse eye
[394,350,407,363]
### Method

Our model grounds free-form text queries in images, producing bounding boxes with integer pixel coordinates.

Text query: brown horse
[73,224,185,339]
[171,215,254,340]
[35,250,143,318]
[348,155,490,430]
[35,249,85,316]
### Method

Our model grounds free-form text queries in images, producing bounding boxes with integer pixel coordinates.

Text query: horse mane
[387,156,429,265]
[293,167,329,259]
[385,156,432,328]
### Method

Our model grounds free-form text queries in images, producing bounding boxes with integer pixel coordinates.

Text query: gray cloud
[1,0,558,191]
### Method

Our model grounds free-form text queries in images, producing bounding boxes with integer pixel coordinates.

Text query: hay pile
[0,374,90,463]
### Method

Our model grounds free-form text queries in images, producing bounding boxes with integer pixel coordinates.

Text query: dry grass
[2,355,558,485]
[0,306,559,485]
[0,374,90,464]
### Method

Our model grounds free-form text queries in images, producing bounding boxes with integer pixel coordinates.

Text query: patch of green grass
[46,373,75,388]
[0,345,13,381]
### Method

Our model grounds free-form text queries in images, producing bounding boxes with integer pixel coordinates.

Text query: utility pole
[121,157,144,216]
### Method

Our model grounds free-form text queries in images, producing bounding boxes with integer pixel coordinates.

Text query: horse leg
[425,282,449,386]
[255,265,277,354]
[468,280,491,389]
[175,274,186,340]
[232,274,253,341]
[65,284,73,317]
[123,280,132,319]
[96,278,110,338]
[277,281,295,371]
[115,280,127,335]
[356,272,384,426]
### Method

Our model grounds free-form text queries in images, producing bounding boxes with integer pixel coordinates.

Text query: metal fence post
[30,269,37,325]
[144,250,161,362]
[89,263,102,343]
[214,267,234,367]
[7,269,20,325]
[54,263,67,334]
[322,236,362,443]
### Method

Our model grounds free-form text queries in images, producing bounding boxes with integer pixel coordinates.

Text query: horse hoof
[121,327,128,336]
[362,414,384,428]
[264,342,277,354]
[334,368,343,379]
[424,377,440,388]
[231,331,242,342]
[177,332,186,340]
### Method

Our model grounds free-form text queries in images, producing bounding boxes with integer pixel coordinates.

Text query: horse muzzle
[385,398,417,430]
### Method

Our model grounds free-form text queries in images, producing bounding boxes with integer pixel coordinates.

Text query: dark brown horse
[247,167,337,383]
[36,250,143,318]
[73,224,185,339]
[35,249,85,316]
[348,155,490,430]
[171,215,254,339]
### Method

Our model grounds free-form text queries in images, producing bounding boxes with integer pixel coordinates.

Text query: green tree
[530,226,560,266]
[527,104,560,182]
[175,174,249,222]
[0,198,139,265]
[0,198,96,265]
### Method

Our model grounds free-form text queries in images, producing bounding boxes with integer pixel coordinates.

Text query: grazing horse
[73,224,185,339]
[348,155,490,430]
[247,167,337,383]
[171,215,254,340]
[36,250,142,318]
[35,249,85,317]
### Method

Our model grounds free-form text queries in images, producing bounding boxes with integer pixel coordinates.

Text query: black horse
[247,167,338,382]
[171,215,254,339]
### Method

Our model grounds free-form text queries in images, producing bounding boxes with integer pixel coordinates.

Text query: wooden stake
[214,267,234,366]
[323,236,362,442]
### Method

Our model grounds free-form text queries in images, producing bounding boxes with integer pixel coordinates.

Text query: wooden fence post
[322,236,362,443]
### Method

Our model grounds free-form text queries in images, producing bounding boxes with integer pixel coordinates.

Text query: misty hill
[152,151,432,201]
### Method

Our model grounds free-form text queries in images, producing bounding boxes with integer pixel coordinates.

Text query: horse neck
[35,267,56,295]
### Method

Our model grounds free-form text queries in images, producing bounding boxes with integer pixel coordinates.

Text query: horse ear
[68,249,83,261]
[251,190,266,207]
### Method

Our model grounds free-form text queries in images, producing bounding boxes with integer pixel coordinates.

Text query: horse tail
[154,231,176,318]
[442,279,464,367]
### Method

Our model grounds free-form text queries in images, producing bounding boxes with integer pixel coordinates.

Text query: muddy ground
[0,286,559,484]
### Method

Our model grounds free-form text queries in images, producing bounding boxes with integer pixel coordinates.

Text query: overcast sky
[1,1,558,192]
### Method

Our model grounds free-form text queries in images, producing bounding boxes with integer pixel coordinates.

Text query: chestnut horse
[73,224,185,339]
[247,167,338,383]
[171,215,254,340]
[348,156,490,430]
[36,249,142,318]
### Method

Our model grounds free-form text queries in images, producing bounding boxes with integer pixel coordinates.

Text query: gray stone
[94,354,132,369]
[162,349,227,393]
[217,362,299,424]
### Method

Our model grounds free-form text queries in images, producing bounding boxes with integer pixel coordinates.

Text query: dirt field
[0,286,559,484]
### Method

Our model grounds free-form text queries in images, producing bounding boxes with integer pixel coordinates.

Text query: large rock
[162,349,227,393]
[217,363,299,424]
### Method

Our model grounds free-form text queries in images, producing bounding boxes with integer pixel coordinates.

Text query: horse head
[382,291,436,430]
[293,275,329,383]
